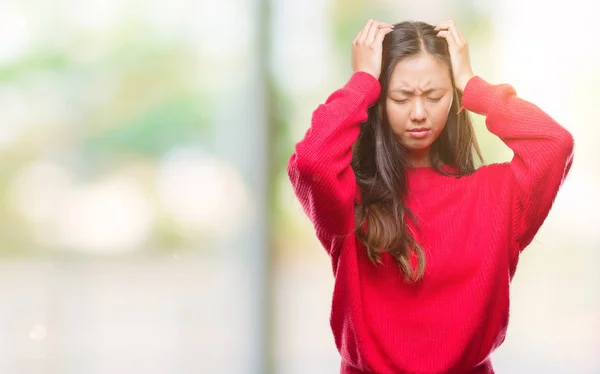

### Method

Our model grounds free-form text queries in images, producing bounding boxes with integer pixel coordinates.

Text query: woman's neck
[408,149,431,168]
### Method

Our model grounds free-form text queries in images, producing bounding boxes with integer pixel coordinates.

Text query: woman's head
[378,21,480,168]
[352,21,482,282]
[385,51,453,157]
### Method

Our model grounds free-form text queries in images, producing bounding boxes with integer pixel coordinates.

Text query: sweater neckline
[406,164,455,174]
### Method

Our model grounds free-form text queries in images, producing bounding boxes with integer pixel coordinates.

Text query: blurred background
[0,0,598,373]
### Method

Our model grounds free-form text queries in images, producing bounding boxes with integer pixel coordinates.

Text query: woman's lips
[408,128,430,139]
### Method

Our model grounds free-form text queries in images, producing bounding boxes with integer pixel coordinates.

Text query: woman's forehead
[389,55,451,88]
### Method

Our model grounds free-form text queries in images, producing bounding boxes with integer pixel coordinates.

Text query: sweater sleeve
[287,72,381,258]
[462,76,574,254]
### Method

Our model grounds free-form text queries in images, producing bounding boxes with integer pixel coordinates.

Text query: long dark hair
[351,21,483,282]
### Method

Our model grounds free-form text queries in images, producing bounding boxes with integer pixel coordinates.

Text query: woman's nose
[410,99,427,121]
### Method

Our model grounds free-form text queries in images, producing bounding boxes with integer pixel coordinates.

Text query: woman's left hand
[434,20,474,92]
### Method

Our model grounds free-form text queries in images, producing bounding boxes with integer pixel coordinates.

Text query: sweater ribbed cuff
[461,76,516,116]
[344,71,381,106]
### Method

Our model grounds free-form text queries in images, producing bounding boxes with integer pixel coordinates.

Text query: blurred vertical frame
[253,0,277,373]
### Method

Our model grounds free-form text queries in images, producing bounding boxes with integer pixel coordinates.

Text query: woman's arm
[435,20,574,254]
[287,20,392,258]
[462,76,574,253]
[288,72,379,257]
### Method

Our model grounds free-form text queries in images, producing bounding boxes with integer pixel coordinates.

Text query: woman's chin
[402,141,433,152]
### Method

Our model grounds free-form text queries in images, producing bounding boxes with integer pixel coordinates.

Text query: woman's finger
[354,20,373,44]
[434,20,454,30]
[374,25,394,45]
[448,21,465,46]
[366,22,383,44]
[369,24,393,44]
[354,19,372,44]
[365,21,392,45]
[436,29,459,49]
[455,24,466,44]
[437,24,462,46]
[435,20,465,45]
[358,19,376,44]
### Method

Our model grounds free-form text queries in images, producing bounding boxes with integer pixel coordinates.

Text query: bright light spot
[0,4,31,63]
[157,149,251,237]
[9,161,73,223]
[64,0,124,32]
[29,324,46,341]
[56,175,154,253]
[0,86,34,149]
[191,0,251,57]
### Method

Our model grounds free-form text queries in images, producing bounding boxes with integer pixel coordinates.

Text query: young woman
[287,19,574,374]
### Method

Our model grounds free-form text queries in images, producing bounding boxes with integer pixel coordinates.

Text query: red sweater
[287,72,574,374]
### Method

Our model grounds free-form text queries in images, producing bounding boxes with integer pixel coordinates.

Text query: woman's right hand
[352,19,394,80]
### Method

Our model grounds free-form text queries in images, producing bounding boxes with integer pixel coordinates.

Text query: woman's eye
[428,97,443,102]
[392,99,408,104]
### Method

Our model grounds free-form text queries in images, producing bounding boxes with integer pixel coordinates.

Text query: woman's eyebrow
[390,87,443,94]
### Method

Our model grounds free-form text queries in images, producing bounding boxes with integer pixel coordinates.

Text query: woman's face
[385,53,454,152]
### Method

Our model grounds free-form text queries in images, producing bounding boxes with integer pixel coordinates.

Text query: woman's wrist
[456,73,475,93]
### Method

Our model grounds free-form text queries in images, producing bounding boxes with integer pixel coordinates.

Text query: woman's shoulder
[473,162,511,176]
[467,162,513,189]
[423,163,510,179]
